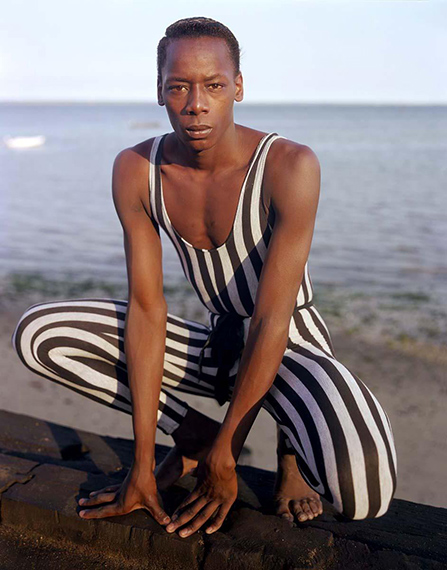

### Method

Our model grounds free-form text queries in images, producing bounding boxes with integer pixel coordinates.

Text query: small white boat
[3,135,46,149]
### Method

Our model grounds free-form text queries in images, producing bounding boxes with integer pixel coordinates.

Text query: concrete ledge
[0,409,446,569]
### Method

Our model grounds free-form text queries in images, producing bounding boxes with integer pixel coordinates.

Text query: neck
[165,123,243,175]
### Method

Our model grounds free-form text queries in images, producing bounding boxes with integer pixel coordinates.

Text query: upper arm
[252,141,321,328]
[112,144,167,314]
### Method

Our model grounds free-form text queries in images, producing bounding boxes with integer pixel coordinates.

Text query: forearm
[124,299,168,466]
[211,317,289,467]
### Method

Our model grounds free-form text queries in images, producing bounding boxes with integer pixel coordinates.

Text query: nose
[184,84,209,115]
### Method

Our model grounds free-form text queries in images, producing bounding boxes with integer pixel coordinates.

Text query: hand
[77,459,171,527]
[165,456,238,537]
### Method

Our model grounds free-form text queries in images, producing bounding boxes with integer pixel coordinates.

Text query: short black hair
[157,17,241,84]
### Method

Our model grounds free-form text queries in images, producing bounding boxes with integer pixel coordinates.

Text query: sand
[1,288,446,509]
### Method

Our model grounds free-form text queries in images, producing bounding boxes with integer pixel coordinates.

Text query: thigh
[12,297,218,403]
[262,307,397,520]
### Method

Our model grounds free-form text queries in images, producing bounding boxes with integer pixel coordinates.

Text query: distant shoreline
[1,101,446,107]
[2,269,445,349]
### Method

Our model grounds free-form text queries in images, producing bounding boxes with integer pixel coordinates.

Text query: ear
[157,81,164,106]
[234,72,244,103]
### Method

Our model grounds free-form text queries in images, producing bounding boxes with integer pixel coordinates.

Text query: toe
[301,500,314,520]
[274,498,294,522]
[309,498,322,516]
[292,501,307,522]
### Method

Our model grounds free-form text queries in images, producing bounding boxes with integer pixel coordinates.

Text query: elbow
[250,313,290,342]
[127,296,168,322]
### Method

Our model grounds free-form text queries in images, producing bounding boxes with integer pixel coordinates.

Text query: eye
[209,83,223,90]
[168,85,187,92]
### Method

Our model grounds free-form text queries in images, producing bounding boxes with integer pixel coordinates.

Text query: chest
[160,162,271,251]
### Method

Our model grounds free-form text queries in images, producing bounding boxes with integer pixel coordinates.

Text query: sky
[1,0,446,104]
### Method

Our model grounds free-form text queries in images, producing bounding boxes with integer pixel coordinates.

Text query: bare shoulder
[263,137,321,210]
[112,137,157,217]
[113,138,156,186]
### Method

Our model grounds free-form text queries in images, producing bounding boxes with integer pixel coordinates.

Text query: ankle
[276,449,298,475]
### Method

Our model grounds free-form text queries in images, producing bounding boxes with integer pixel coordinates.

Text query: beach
[2,277,446,510]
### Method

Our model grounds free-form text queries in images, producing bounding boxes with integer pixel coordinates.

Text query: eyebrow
[166,74,223,82]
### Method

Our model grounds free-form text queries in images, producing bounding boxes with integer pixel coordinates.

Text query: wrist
[206,442,237,471]
[133,448,156,470]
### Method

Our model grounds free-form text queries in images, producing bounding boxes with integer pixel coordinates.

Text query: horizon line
[0,99,446,107]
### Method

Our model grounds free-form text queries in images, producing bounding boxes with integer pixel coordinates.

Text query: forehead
[163,36,233,77]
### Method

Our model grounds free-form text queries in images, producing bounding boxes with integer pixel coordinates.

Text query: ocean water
[1,103,446,307]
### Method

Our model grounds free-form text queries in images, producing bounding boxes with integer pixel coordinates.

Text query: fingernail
[163,516,170,524]
[180,529,190,537]
[79,499,86,505]
[79,510,86,517]
[166,524,175,532]
[171,514,178,522]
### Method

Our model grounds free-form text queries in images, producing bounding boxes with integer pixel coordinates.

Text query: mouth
[185,126,212,139]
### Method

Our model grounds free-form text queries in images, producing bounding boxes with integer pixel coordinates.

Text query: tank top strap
[148,133,167,228]
[251,132,284,208]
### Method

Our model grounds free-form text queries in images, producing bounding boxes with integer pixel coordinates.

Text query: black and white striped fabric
[12,131,397,520]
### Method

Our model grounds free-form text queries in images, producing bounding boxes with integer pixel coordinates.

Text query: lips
[185,126,212,139]
[186,124,212,131]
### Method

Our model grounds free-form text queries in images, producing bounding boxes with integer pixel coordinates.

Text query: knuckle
[213,512,225,524]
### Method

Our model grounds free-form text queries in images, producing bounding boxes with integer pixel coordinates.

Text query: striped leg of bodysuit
[11,297,222,435]
[257,303,398,521]
[12,297,397,520]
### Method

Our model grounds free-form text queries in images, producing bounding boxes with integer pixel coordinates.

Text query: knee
[337,461,397,521]
[11,301,55,365]
[340,495,394,521]
[11,304,34,353]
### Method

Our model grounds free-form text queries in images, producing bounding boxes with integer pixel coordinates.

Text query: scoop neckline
[157,132,273,254]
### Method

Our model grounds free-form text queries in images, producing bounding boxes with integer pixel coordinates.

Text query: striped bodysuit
[12,131,397,520]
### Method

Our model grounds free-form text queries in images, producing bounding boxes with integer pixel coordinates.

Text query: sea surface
[1,102,446,309]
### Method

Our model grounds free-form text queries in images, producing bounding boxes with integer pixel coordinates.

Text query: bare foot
[273,428,323,523]
[155,408,221,491]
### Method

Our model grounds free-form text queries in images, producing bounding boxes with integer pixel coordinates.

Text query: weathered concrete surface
[0,409,446,569]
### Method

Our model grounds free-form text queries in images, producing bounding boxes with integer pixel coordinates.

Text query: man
[13,17,396,538]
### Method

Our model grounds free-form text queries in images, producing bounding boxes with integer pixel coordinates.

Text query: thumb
[145,495,171,526]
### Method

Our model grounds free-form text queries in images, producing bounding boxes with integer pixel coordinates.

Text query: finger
[205,502,231,534]
[170,489,205,522]
[89,484,120,497]
[177,502,219,538]
[79,492,118,507]
[144,495,171,526]
[274,498,294,522]
[166,495,208,533]
[79,502,124,520]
